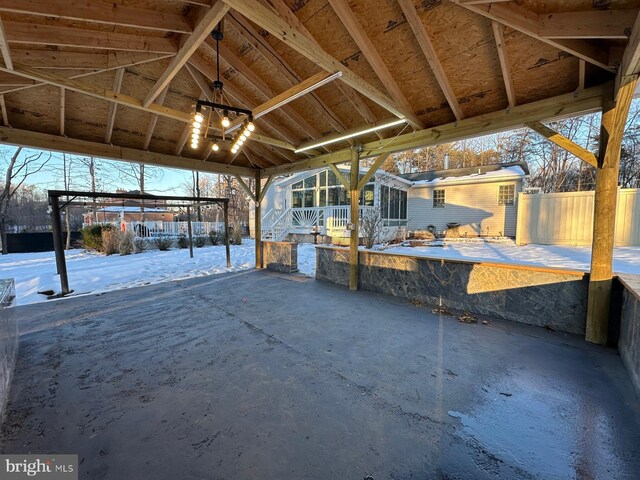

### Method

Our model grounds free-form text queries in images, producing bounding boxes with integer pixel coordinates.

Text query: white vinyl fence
[516,188,640,246]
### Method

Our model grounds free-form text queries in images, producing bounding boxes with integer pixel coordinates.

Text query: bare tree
[0,147,51,254]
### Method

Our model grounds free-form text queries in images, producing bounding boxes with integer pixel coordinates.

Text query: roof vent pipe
[444,153,450,170]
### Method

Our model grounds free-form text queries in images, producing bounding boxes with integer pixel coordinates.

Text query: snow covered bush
[81,224,110,251]
[133,237,147,254]
[153,235,172,251]
[177,234,189,249]
[194,235,207,248]
[102,228,121,256]
[119,230,134,255]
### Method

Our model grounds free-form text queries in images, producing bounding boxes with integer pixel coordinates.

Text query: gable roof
[399,162,530,184]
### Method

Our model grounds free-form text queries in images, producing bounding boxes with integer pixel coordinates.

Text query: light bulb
[237,139,243,145]
[247,122,255,132]
[192,120,201,129]
[191,133,199,140]
[212,143,220,152]
[221,110,230,128]
[244,128,251,137]
[191,142,198,149]
[239,134,246,142]
[194,112,204,123]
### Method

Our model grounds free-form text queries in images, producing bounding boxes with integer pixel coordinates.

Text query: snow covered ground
[0,240,318,306]
[2,237,639,306]
[382,238,640,274]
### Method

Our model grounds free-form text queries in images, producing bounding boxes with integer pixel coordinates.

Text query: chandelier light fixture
[190,21,255,155]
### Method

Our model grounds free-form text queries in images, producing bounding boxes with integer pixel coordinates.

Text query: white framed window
[498,184,516,206]
[433,189,445,208]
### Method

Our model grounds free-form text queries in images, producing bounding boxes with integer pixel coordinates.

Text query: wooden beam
[539,9,635,40]
[221,0,422,128]
[492,21,516,109]
[59,87,65,136]
[329,164,350,190]
[617,10,640,94]
[143,2,229,107]
[247,134,296,151]
[104,68,125,144]
[142,86,169,150]
[578,59,586,92]
[396,0,462,120]
[348,147,359,291]
[526,121,597,168]
[0,126,255,176]
[261,84,605,176]
[0,0,193,34]
[328,0,421,127]
[175,124,191,156]
[1,65,191,123]
[4,21,178,54]
[234,174,256,201]
[10,50,169,71]
[452,1,615,72]
[357,153,390,191]
[258,175,274,204]
[586,79,638,344]
[0,94,9,126]
[254,170,262,268]
[0,15,12,71]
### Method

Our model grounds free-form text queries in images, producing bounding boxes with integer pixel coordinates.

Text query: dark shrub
[194,235,206,248]
[177,234,189,249]
[153,235,172,251]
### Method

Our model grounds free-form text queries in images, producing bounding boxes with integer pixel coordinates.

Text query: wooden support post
[50,195,70,295]
[255,170,263,269]
[586,80,638,344]
[223,202,231,268]
[349,147,360,291]
[186,206,193,259]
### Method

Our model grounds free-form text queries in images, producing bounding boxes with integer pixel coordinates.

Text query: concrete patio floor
[2,270,640,479]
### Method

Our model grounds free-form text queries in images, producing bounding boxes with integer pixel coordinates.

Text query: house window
[433,189,445,208]
[498,185,515,206]
[380,185,408,226]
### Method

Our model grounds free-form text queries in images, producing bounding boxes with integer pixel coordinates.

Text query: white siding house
[401,163,528,237]
[252,162,529,241]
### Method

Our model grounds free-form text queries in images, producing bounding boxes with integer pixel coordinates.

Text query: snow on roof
[408,164,528,188]
[96,206,170,213]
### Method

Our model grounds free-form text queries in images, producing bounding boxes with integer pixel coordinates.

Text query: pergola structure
[0,0,638,344]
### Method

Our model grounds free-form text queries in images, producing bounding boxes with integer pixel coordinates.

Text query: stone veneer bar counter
[316,246,589,334]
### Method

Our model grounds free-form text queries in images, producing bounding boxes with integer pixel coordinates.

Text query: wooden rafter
[0,126,255,176]
[221,0,422,128]
[262,1,381,135]
[227,13,347,134]
[526,121,597,168]
[59,87,65,137]
[0,94,9,126]
[0,0,193,34]
[262,84,606,176]
[4,21,177,54]
[617,10,640,94]
[0,15,12,71]
[143,2,229,107]
[396,0,462,120]
[105,68,125,144]
[327,0,420,127]
[491,21,516,108]
[11,50,169,71]
[357,153,390,191]
[143,87,169,150]
[538,9,635,40]
[452,1,615,72]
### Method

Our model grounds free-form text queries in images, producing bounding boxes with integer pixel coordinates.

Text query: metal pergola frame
[48,190,231,297]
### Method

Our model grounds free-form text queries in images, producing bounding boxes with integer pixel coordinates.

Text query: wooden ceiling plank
[143,86,169,150]
[227,13,348,134]
[0,126,255,176]
[221,0,422,128]
[539,9,636,40]
[396,0,462,120]
[491,21,516,108]
[327,0,421,127]
[105,68,125,144]
[143,2,229,107]
[4,21,178,54]
[262,84,606,176]
[452,1,615,72]
[1,65,191,123]
[0,0,193,34]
